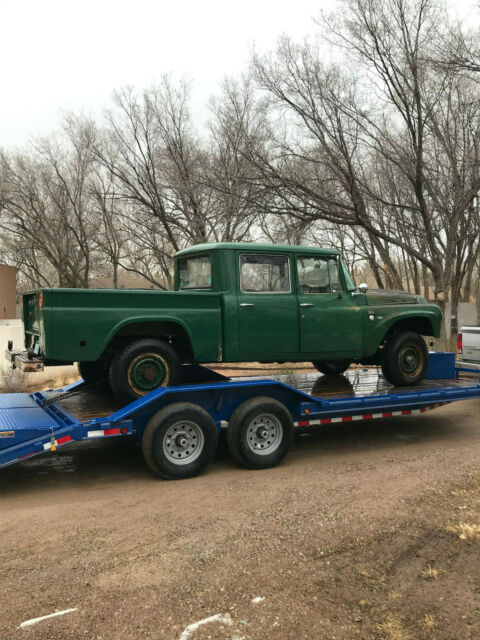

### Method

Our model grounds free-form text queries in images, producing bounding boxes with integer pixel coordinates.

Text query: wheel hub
[128,353,168,394]
[163,420,204,465]
[399,345,421,375]
[246,414,283,456]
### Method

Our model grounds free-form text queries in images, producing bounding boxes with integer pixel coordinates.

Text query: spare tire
[312,360,350,376]
[78,360,109,385]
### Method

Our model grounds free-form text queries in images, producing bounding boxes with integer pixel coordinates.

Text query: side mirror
[358,282,368,294]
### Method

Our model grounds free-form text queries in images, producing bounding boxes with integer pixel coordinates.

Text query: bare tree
[243,0,480,346]
[0,117,99,288]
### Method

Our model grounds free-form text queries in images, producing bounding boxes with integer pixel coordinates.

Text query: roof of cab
[174,242,340,257]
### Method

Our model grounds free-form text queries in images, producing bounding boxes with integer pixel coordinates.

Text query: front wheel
[312,360,351,376]
[142,403,218,479]
[109,338,182,401]
[226,397,294,469]
[381,331,428,386]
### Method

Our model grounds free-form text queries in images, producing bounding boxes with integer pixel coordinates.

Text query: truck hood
[365,288,425,305]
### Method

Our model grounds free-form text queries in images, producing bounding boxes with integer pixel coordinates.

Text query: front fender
[364,306,442,356]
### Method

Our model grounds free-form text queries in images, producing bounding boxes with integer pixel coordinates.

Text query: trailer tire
[226,397,294,469]
[142,402,218,479]
[312,360,350,376]
[381,331,428,386]
[109,338,182,401]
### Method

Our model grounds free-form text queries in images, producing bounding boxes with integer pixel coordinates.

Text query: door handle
[240,303,255,307]
[300,303,314,308]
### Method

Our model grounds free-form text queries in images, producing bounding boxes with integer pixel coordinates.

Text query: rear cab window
[296,256,342,293]
[178,255,212,290]
[239,254,291,293]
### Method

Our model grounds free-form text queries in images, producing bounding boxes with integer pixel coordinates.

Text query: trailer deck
[1,356,480,479]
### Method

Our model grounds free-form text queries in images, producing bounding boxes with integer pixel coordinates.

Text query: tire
[226,397,294,469]
[312,360,351,376]
[381,331,428,386]
[141,402,218,479]
[78,360,109,385]
[109,338,182,402]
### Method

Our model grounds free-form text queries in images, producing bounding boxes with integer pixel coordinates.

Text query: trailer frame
[1,356,480,478]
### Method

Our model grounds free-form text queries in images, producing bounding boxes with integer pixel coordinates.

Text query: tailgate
[462,326,480,363]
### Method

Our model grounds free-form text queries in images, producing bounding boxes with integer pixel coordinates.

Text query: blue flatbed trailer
[1,355,480,479]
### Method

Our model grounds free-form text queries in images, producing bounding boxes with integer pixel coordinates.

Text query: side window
[297,256,342,294]
[178,255,212,289]
[240,254,290,293]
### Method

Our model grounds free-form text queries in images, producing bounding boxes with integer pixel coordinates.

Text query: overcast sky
[0,0,477,149]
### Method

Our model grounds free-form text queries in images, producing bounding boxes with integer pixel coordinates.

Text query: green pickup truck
[9,243,442,400]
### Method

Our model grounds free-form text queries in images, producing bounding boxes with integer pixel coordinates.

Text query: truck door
[237,252,299,355]
[296,255,363,357]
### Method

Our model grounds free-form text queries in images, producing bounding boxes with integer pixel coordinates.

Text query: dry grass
[376,614,409,640]
[0,369,80,394]
[423,613,437,629]
[421,564,440,581]
[0,369,27,393]
[445,523,480,542]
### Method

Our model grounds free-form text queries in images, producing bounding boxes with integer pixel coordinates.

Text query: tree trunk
[422,264,430,301]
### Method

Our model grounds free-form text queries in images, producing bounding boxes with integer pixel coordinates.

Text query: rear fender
[99,316,196,359]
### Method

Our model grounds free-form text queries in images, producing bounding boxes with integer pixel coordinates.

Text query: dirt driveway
[1,397,480,639]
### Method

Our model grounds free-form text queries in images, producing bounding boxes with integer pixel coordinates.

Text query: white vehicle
[458,326,480,370]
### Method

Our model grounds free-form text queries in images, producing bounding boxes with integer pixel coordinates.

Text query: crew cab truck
[8,243,442,401]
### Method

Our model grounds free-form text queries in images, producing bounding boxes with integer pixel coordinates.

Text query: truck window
[240,254,290,293]
[297,256,342,294]
[178,255,212,290]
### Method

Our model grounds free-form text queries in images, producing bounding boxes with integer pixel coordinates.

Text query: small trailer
[1,355,480,480]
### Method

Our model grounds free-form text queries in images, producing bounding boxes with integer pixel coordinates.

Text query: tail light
[458,333,463,355]
[39,293,43,309]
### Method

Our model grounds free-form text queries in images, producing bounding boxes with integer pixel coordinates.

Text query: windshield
[178,255,212,290]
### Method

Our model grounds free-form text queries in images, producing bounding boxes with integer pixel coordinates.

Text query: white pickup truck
[458,326,480,370]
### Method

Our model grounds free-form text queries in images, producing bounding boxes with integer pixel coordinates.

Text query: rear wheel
[142,402,218,479]
[381,331,428,386]
[109,338,182,401]
[312,360,350,376]
[226,397,294,469]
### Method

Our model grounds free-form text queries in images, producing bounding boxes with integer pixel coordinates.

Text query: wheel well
[103,321,194,361]
[384,318,434,343]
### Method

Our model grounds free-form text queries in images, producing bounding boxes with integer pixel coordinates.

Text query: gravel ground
[1,383,480,639]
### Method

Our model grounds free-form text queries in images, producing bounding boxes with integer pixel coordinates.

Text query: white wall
[0,319,24,374]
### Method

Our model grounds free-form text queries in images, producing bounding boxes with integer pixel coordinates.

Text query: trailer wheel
[142,402,218,479]
[109,338,182,401]
[381,331,428,386]
[312,360,350,376]
[226,397,294,469]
